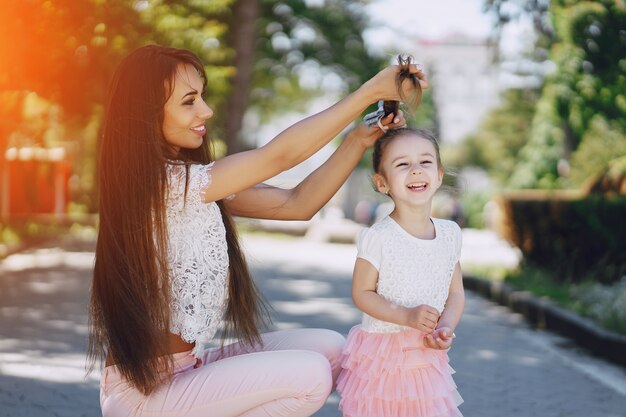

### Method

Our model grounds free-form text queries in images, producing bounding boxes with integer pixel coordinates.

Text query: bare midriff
[105,333,195,367]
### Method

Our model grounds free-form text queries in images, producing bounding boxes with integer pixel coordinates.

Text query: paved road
[1,234,625,417]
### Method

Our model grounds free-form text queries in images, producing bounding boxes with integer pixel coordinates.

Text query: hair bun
[381,54,422,120]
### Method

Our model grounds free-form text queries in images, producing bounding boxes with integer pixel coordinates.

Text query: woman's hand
[360,64,429,103]
[405,304,440,334]
[346,110,406,149]
[199,62,419,203]
[424,327,455,350]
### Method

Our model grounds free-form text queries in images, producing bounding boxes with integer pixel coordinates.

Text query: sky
[361,0,532,62]
[363,0,495,50]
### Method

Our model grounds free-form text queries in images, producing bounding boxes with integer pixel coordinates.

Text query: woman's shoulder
[166,162,215,184]
[165,162,216,207]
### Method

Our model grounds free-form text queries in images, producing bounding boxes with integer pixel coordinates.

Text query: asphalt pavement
[0,232,625,417]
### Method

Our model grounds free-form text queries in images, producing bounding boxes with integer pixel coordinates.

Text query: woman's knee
[306,329,345,380]
[303,329,345,361]
[297,351,333,404]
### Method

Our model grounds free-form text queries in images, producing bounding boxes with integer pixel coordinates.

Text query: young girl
[89,44,425,417]
[337,127,465,417]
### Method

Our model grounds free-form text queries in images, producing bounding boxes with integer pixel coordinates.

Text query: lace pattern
[165,163,229,356]
[358,217,462,334]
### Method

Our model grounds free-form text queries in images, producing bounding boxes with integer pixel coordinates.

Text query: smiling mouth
[407,182,427,191]
[190,125,205,132]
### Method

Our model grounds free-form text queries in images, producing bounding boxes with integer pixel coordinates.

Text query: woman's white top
[357,216,462,334]
[165,163,228,358]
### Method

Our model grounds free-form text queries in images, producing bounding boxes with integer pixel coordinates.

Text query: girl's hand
[424,327,455,350]
[405,304,440,334]
[346,110,406,149]
[360,64,429,103]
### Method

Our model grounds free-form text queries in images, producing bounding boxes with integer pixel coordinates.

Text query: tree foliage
[0,0,151,210]
[248,1,385,130]
[477,0,626,190]
[461,88,538,185]
[0,0,149,120]
[0,0,398,210]
[107,0,384,153]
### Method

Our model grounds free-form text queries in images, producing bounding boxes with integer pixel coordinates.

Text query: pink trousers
[100,328,345,417]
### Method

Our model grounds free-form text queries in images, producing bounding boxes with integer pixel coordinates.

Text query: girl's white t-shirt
[357,216,462,334]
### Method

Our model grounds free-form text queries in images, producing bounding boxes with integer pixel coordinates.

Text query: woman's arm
[352,258,441,333]
[424,263,465,349]
[225,114,403,220]
[202,65,427,202]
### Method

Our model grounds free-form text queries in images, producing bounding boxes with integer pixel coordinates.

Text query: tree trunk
[224,0,259,154]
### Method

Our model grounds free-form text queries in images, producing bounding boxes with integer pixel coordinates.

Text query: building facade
[412,33,501,144]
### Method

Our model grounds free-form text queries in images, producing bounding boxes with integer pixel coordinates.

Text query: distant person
[337,127,465,417]
[88,44,425,417]
[449,196,466,228]
[354,199,376,225]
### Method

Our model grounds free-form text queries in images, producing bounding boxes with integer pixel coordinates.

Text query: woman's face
[162,63,213,152]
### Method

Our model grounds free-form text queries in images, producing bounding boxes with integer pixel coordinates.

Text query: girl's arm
[202,65,427,202]
[352,258,441,334]
[424,263,465,349]
[225,114,403,220]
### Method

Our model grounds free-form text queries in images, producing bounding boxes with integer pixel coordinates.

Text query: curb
[464,275,626,369]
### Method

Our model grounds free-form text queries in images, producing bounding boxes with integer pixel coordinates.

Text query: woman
[89,44,426,417]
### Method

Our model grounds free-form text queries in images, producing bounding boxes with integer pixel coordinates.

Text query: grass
[504,267,574,307]
[477,263,626,336]
[462,264,511,282]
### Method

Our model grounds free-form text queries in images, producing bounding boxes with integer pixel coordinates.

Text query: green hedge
[497,191,626,284]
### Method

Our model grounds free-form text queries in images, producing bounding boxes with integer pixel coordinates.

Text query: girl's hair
[88,44,268,395]
[372,127,443,174]
[382,54,423,118]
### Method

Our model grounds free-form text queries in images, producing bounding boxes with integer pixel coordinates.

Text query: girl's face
[374,134,444,207]
[163,63,213,152]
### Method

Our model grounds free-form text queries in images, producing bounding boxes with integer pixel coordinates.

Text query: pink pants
[100,328,345,417]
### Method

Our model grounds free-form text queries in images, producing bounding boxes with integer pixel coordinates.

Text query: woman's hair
[88,45,268,395]
[372,127,443,175]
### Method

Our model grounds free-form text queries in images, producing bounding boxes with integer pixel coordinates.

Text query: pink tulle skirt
[336,325,463,417]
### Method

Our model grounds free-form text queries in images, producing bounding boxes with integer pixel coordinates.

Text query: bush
[460,191,491,229]
[497,191,626,284]
[577,277,626,335]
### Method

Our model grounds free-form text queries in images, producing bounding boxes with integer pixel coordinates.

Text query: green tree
[569,116,626,187]
[0,0,151,210]
[461,88,538,185]
[484,0,626,189]
[136,0,385,154]
[239,0,386,151]
[0,0,149,121]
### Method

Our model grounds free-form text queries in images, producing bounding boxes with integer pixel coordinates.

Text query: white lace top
[357,216,462,333]
[165,163,229,358]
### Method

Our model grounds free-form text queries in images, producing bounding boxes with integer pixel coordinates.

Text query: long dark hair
[88,45,268,395]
